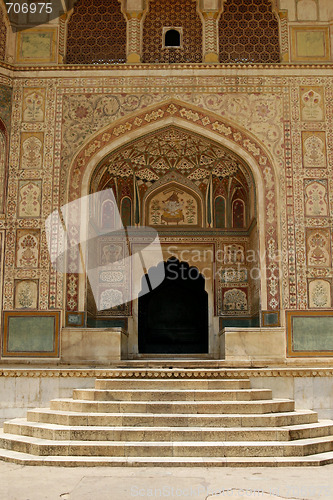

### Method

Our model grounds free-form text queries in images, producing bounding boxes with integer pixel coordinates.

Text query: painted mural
[148,187,199,226]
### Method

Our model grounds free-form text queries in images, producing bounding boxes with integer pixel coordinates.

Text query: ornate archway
[63,100,281,328]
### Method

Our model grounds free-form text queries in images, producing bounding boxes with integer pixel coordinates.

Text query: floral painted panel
[306,229,331,268]
[304,180,329,216]
[302,132,327,169]
[300,87,325,122]
[309,279,331,308]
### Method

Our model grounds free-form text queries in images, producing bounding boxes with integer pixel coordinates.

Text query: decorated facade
[0,0,333,361]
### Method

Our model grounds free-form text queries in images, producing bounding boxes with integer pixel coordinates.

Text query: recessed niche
[163,27,183,48]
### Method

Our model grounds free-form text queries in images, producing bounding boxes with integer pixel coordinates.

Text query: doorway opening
[138,257,209,354]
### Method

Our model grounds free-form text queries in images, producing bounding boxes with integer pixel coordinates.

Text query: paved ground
[1,462,333,500]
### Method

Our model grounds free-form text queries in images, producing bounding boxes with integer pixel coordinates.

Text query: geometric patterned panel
[0,5,6,62]
[219,0,280,63]
[142,0,203,63]
[65,0,126,64]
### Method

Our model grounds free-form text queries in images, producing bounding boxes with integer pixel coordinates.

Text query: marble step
[27,408,318,427]
[95,378,252,390]
[72,388,272,402]
[4,419,333,442]
[49,398,295,414]
[1,449,333,467]
[1,431,333,457]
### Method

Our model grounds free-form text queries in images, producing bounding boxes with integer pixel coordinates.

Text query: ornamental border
[1,368,333,378]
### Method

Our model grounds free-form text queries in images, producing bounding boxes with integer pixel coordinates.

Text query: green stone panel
[7,316,55,352]
[263,312,279,327]
[292,316,333,352]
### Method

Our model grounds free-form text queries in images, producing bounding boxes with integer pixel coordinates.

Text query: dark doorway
[138,258,209,354]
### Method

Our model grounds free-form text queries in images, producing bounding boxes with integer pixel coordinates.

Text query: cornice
[1,61,333,78]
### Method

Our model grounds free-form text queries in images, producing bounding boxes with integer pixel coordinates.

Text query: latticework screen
[219,0,280,63]
[142,0,203,64]
[65,0,126,65]
[0,5,7,62]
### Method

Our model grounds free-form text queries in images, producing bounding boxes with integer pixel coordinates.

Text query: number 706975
[6,3,52,14]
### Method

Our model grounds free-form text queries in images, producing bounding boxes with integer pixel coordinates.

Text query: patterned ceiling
[91,127,253,193]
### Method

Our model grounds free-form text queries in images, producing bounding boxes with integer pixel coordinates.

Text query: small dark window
[165,29,181,47]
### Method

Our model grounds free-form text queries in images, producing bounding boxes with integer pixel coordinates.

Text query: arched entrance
[65,101,282,332]
[69,116,281,357]
[138,258,208,354]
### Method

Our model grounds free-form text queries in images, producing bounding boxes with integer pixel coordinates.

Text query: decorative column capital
[122,0,146,13]
[199,0,223,12]
[201,11,220,20]
[126,11,144,20]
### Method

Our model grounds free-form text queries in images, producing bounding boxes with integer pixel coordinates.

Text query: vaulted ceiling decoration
[92,127,253,196]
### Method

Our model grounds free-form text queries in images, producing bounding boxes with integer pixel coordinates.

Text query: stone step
[4,419,333,442]
[27,408,318,428]
[49,398,295,414]
[1,448,333,467]
[1,369,332,468]
[73,388,272,402]
[95,378,252,390]
[1,431,333,457]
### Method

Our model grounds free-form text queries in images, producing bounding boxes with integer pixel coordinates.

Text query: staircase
[1,369,333,466]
